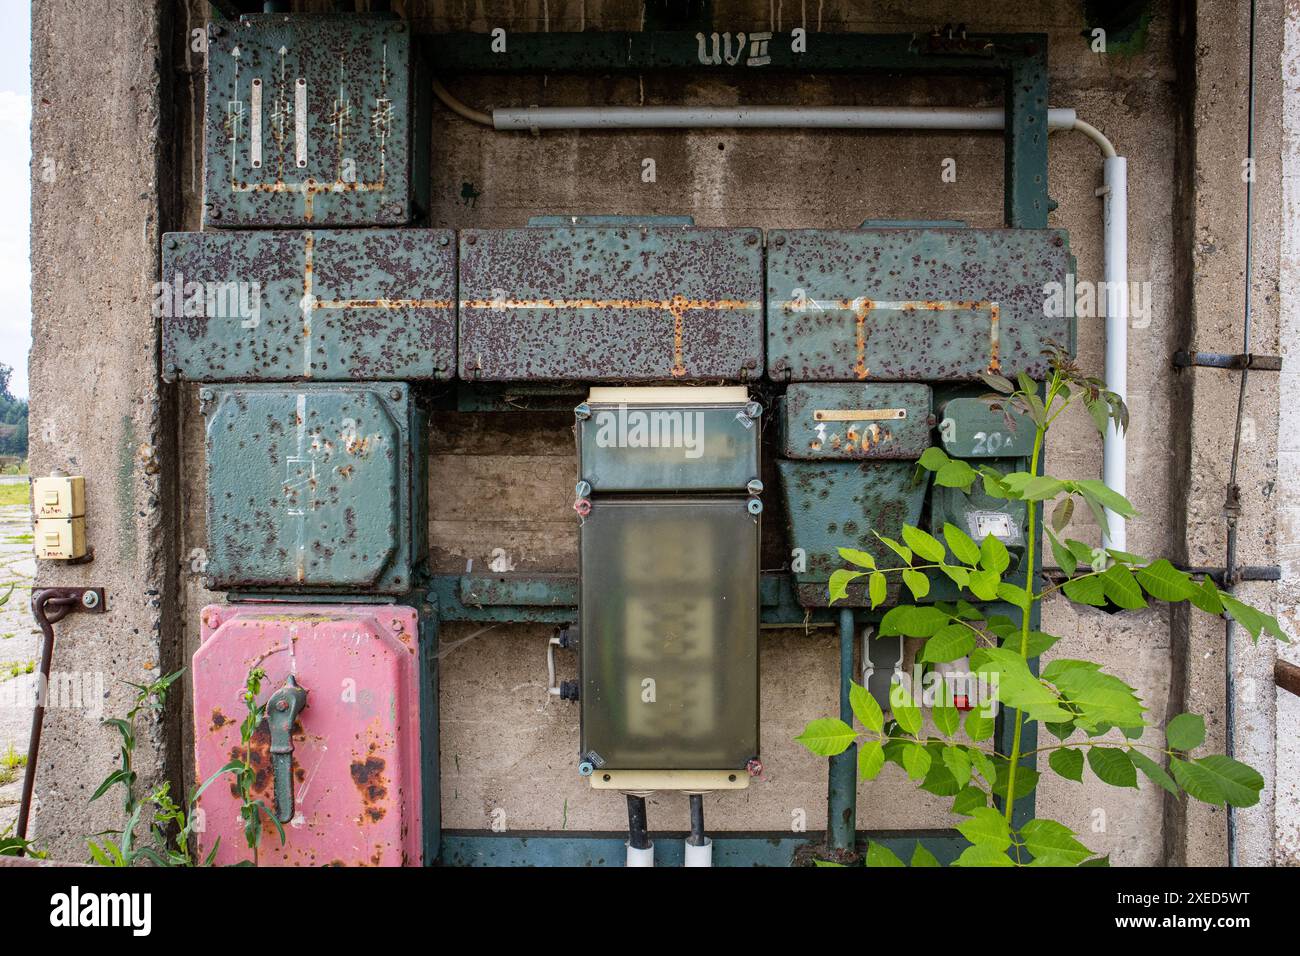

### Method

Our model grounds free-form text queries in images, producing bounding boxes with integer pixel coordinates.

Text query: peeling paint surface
[192,604,422,866]
[458,226,764,381]
[203,383,420,592]
[162,230,456,381]
[205,14,416,227]
[780,383,933,459]
[766,228,1072,381]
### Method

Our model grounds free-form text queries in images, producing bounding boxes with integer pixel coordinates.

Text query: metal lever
[266,674,308,823]
[17,587,107,852]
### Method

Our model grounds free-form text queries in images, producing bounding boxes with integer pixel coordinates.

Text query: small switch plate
[34,517,87,560]
[32,475,85,519]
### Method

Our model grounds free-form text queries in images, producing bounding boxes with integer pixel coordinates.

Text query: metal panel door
[458,226,764,381]
[766,228,1072,382]
[578,498,759,770]
[204,14,418,227]
[192,604,426,866]
[161,230,456,382]
[203,383,420,593]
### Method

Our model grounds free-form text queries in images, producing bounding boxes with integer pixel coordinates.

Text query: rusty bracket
[1277,660,1300,699]
[16,587,106,853]
[1172,351,1283,371]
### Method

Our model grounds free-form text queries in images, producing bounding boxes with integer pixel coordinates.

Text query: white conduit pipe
[436,84,1128,547]
[492,105,1082,131]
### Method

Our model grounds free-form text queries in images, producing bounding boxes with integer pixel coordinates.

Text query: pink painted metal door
[192,604,423,866]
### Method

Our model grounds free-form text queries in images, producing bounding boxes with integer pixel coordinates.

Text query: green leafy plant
[232,666,285,866]
[797,348,1285,866]
[85,664,279,866]
[90,669,184,815]
[0,822,45,858]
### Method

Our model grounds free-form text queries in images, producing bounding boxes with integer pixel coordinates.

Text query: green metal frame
[422,28,1052,866]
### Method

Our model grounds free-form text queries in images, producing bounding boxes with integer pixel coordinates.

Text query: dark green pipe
[827,607,857,852]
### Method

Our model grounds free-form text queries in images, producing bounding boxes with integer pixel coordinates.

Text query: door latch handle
[266,674,308,823]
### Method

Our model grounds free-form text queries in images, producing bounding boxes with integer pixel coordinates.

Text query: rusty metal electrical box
[161,229,456,382]
[459,223,764,382]
[766,228,1073,382]
[192,603,437,866]
[779,383,933,459]
[202,383,425,594]
[204,14,427,227]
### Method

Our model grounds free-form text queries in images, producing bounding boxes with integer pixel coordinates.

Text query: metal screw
[389,386,403,401]
[575,480,592,497]
[198,388,214,402]
[164,238,177,250]
[746,478,764,496]
[164,362,177,377]
[208,208,222,220]
[746,234,758,245]
[438,234,450,246]
[744,400,763,419]
[773,235,786,246]
[573,402,591,421]
[747,498,763,515]
[80,591,99,610]
[466,234,477,245]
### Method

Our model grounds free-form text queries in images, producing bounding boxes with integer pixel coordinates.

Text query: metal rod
[626,795,651,850]
[827,607,857,853]
[1277,660,1300,699]
[687,794,706,846]
[16,590,81,850]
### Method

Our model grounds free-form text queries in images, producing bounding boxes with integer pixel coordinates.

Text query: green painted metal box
[203,383,426,594]
[937,396,1035,458]
[779,383,933,459]
[577,398,761,492]
[766,228,1073,382]
[161,230,456,382]
[777,460,929,607]
[204,14,427,227]
[930,457,1028,568]
[458,226,764,382]
[578,497,760,770]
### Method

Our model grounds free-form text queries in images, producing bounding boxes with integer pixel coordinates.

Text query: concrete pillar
[1165,0,1284,866]
[26,0,179,857]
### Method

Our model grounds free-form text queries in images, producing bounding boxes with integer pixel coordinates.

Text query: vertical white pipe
[1102,156,1128,552]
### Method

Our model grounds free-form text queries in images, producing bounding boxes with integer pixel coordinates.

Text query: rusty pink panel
[193,604,422,867]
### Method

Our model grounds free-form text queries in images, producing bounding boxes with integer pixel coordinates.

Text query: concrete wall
[25,0,1292,864]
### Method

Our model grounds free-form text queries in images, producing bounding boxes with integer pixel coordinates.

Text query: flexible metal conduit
[433,82,1129,549]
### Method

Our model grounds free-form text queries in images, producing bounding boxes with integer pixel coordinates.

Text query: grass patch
[0,483,28,508]
[0,745,26,786]
[0,660,35,682]
[4,533,31,544]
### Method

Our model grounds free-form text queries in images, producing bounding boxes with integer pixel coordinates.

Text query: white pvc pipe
[1101,157,1128,552]
[493,105,1079,131]
[684,838,713,867]
[626,842,655,867]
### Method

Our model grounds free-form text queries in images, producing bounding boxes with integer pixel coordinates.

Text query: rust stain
[350,751,389,823]
[210,708,229,732]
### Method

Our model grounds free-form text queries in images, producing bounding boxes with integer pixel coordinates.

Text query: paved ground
[0,501,36,834]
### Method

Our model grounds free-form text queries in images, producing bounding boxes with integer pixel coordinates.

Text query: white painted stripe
[250,78,262,168]
[295,78,308,168]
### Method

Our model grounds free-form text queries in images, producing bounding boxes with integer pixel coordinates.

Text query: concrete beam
[26,0,180,857]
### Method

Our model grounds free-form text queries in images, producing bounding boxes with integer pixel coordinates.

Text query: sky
[0,0,30,399]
